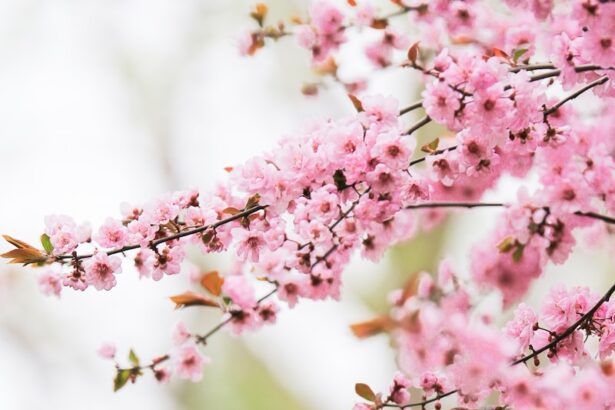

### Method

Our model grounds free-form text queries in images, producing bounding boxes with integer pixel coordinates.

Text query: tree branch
[404,116,431,135]
[544,76,609,116]
[57,204,268,261]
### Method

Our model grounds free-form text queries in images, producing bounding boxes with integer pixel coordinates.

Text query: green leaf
[355,383,376,402]
[333,169,347,191]
[128,349,140,367]
[113,369,131,392]
[497,236,515,253]
[40,234,53,254]
[512,244,525,262]
[202,229,215,245]
[512,48,528,64]
[245,193,261,210]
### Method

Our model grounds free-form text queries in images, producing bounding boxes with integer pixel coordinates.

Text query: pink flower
[471,240,542,307]
[232,228,266,263]
[370,132,413,171]
[389,372,411,405]
[173,343,209,383]
[173,321,191,346]
[44,214,91,255]
[256,302,279,324]
[38,270,62,298]
[505,303,537,352]
[222,275,256,310]
[84,252,122,291]
[277,278,302,308]
[94,217,128,249]
[154,367,171,384]
[97,343,116,360]
[151,246,185,281]
[541,285,595,332]
[468,84,513,135]
[238,30,256,56]
[359,95,399,129]
[423,80,461,129]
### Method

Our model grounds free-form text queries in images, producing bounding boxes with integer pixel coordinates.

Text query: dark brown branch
[408,145,458,167]
[399,100,423,116]
[403,202,615,227]
[398,64,610,115]
[544,76,609,116]
[513,282,615,365]
[381,389,458,408]
[404,116,431,135]
[57,204,268,261]
[508,64,556,73]
[405,202,503,210]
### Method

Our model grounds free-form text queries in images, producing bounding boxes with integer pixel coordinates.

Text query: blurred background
[0,0,612,409]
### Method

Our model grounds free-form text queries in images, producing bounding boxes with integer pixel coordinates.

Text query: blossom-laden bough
[4,0,615,408]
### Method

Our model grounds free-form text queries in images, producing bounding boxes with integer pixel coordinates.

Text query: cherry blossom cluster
[353,266,615,409]
[3,0,615,406]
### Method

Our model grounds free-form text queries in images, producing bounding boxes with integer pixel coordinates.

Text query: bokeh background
[0,1,611,409]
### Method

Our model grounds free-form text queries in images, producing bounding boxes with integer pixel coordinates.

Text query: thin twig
[404,116,431,135]
[57,205,268,261]
[544,76,609,116]
[512,282,615,365]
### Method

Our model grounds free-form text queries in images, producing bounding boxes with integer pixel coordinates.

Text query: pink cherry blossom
[83,252,122,291]
[173,343,209,383]
[97,343,116,360]
[94,217,128,249]
[222,275,256,310]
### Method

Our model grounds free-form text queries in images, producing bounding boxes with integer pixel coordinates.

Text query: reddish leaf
[348,94,364,113]
[314,57,338,76]
[492,47,509,59]
[347,0,357,6]
[224,166,234,173]
[2,235,38,250]
[200,271,224,296]
[169,291,219,309]
[0,248,47,265]
[400,273,422,304]
[370,19,388,29]
[407,41,420,65]
[350,316,393,339]
[450,35,474,45]
[301,83,319,96]
[250,3,268,26]
[222,207,241,215]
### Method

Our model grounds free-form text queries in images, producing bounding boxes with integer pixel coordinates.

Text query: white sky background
[0,1,612,409]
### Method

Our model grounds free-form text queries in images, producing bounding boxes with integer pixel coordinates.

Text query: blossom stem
[408,145,458,167]
[380,389,458,408]
[543,75,609,116]
[403,201,615,227]
[405,202,504,210]
[404,116,431,135]
[117,354,170,373]
[398,100,423,116]
[512,282,615,365]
